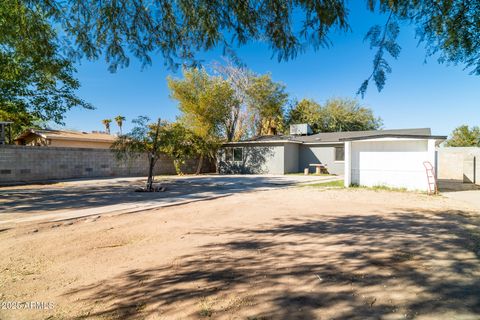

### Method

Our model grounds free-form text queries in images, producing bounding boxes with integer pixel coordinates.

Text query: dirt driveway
[1,187,479,320]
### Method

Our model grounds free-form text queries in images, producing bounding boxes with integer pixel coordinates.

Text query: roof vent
[290,124,313,136]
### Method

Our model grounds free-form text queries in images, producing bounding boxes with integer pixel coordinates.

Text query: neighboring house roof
[224,128,446,145]
[15,129,116,143]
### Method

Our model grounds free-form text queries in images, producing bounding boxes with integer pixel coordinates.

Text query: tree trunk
[227,125,234,142]
[146,118,162,191]
[146,155,155,191]
[196,153,204,175]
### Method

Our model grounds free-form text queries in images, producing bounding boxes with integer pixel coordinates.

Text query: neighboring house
[15,129,116,149]
[219,126,446,191]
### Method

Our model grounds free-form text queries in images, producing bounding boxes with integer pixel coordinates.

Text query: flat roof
[223,140,302,145]
[223,128,445,146]
[340,134,447,141]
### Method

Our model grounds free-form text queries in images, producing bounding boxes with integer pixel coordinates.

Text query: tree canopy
[168,68,237,173]
[167,68,235,140]
[285,99,323,133]
[286,98,382,133]
[15,0,480,95]
[247,74,288,136]
[2,0,478,136]
[212,61,253,141]
[0,0,92,141]
[157,121,197,174]
[446,125,480,147]
[319,98,383,132]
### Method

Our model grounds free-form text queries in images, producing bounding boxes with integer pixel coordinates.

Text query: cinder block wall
[437,147,480,185]
[0,145,213,184]
[476,155,480,185]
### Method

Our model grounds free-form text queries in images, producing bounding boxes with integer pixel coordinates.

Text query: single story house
[218,126,446,191]
[15,129,116,149]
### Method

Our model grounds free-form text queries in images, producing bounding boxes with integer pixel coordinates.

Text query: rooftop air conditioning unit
[290,124,313,136]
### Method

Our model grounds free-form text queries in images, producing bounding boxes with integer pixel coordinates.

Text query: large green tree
[167,68,236,173]
[285,99,323,133]
[213,61,253,141]
[318,98,383,132]
[246,74,288,136]
[286,98,382,133]
[446,125,480,147]
[15,0,480,95]
[0,0,92,142]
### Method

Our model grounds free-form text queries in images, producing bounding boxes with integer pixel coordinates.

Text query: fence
[0,145,214,184]
[437,147,480,185]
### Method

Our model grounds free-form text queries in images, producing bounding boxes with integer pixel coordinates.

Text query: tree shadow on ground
[65,209,480,319]
[0,176,305,213]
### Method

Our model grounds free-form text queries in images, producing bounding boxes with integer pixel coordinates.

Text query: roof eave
[44,136,115,143]
[340,134,447,142]
[301,141,344,145]
[223,140,303,145]
[14,129,46,141]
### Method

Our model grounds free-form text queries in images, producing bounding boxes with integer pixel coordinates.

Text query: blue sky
[63,4,479,136]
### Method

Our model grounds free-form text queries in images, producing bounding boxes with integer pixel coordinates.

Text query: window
[233,147,243,161]
[334,146,345,162]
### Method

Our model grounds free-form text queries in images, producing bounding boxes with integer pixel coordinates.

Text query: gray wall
[283,143,299,173]
[437,147,480,184]
[219,142,346,175]
[299,144,345,175]
[0,145,213,184]
[218,143,285,174]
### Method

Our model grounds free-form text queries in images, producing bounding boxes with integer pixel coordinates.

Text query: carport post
[344,141,352,187]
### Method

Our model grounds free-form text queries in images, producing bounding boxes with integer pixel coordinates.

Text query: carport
[343,134,446,191]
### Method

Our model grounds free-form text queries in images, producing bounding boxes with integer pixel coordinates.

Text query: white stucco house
[218,126,446,191]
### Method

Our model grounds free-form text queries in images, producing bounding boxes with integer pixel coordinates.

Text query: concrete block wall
[437,147,480,185]
[476,156,480,185]
[0,145,213,184]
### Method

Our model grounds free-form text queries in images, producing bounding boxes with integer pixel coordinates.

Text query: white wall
[350,139,434,191]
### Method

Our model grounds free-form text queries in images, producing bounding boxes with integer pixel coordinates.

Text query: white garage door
[351,139,431,191]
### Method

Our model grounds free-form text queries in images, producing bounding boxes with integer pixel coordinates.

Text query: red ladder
[423,161,437,195]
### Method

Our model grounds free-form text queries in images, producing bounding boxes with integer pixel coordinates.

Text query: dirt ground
[1,187,479,320]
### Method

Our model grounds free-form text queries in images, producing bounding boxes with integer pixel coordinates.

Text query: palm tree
[114,115,126,135]
[102,119,112,134]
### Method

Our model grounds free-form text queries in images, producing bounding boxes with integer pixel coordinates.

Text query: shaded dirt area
[0,176,240,214]
[0,175,333,218]
[1,188,479,319]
